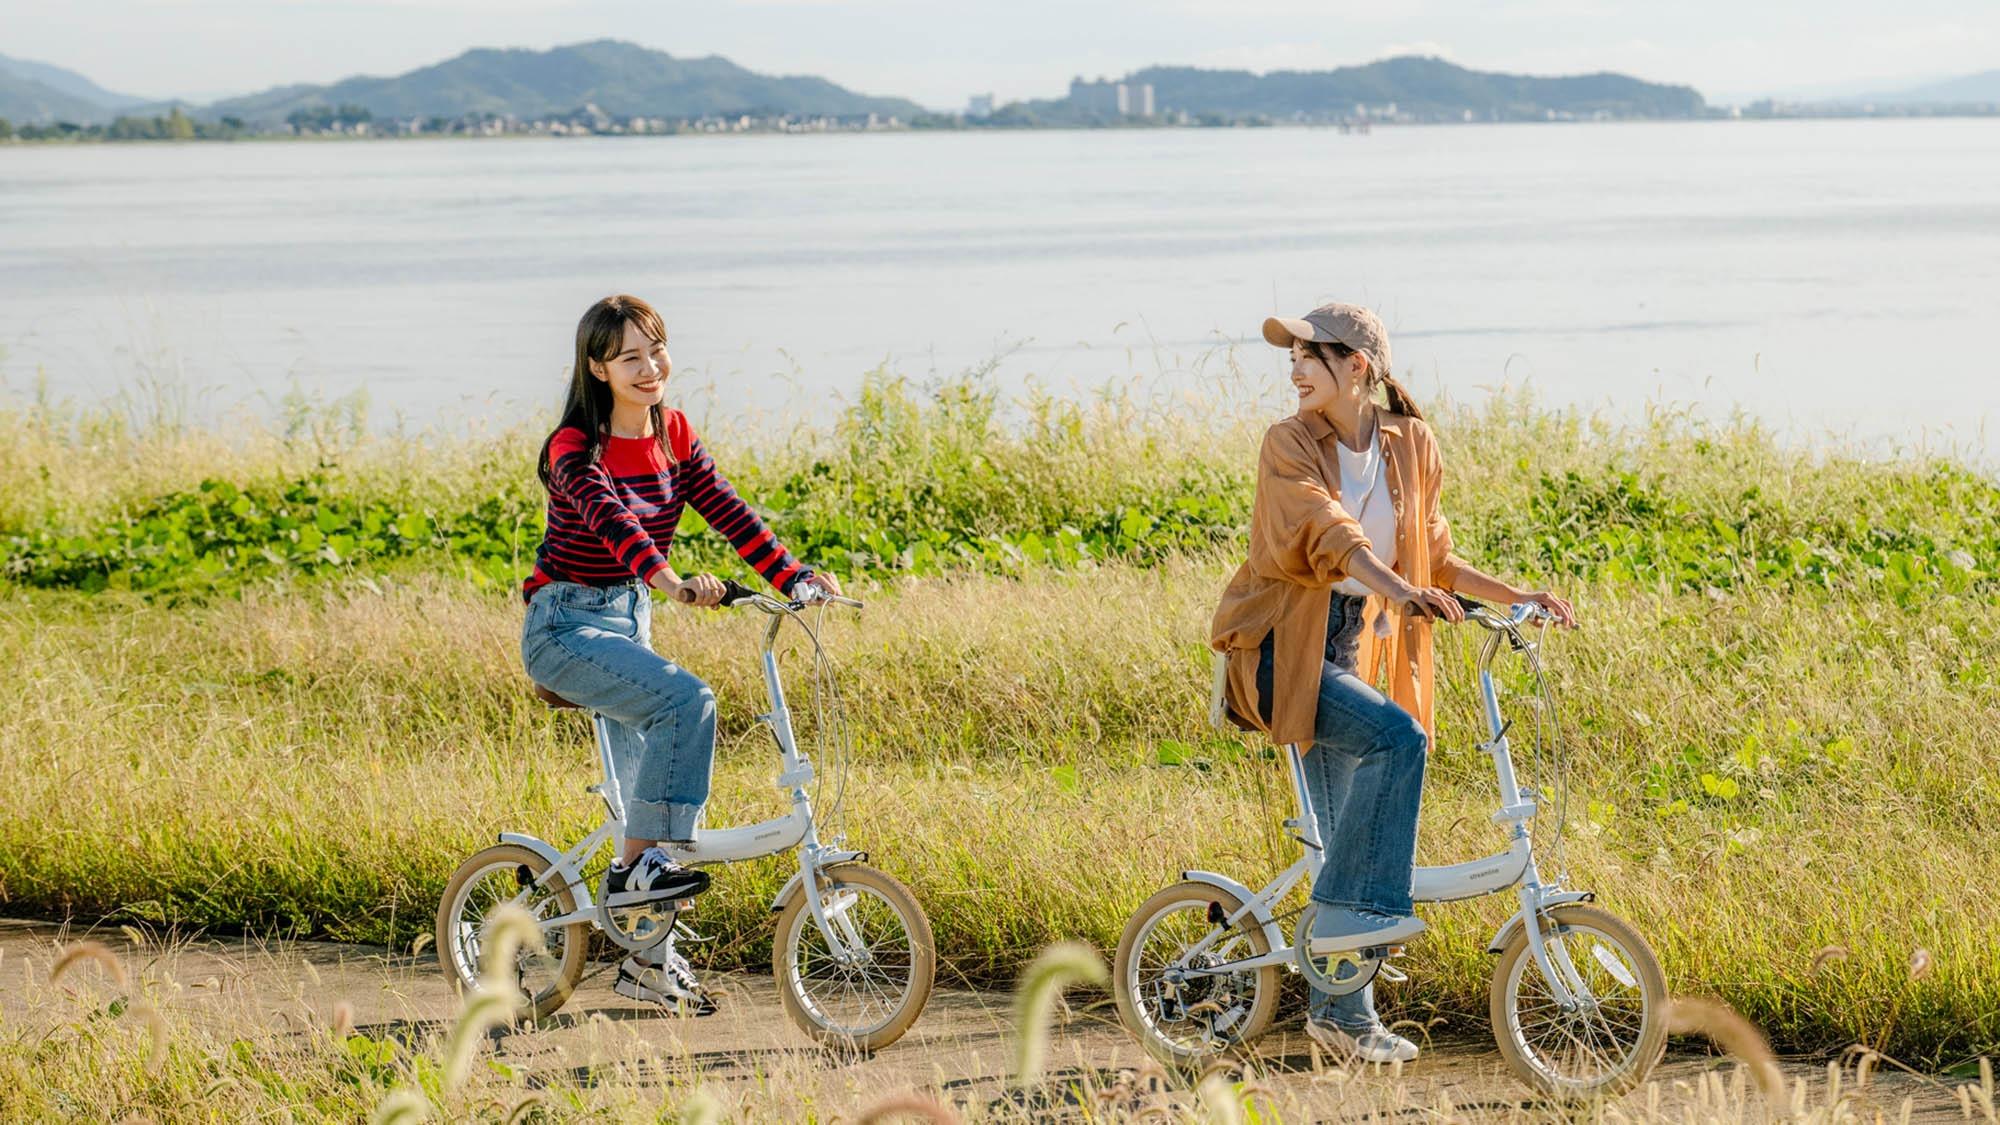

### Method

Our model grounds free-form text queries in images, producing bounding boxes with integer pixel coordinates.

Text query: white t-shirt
[1331,426,1395,597]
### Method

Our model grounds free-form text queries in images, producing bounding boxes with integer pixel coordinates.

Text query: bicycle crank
[1292,907,1409,996]
[597,896,690,954]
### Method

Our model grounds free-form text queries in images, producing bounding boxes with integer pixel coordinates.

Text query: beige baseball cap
[1262,302,1391,379]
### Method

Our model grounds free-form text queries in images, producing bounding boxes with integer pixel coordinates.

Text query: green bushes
[4,373,1994,604]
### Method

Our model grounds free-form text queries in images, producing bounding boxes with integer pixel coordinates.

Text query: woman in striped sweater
[521,294,840,1012]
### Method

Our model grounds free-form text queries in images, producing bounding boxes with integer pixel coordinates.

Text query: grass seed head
[331,1000,355,1039]
[678,1088,725,1125]
[135,1000,169,1074]
[1667,996,1785,1103]
[370,1088,431,1125]
[1010,940,1109,1086]
[442,989,518,1091]
[50,941,128,990]
[1907,948,1933,982]
[475,903,545,998]
[854,1092,964,1124]
[1195,1073,1246,1125]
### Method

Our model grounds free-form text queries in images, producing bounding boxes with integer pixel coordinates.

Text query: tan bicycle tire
[773,862,936,1052]
[1113,881,1281,1065]
[435,843,590,1021]
[1489,903,1668,1101]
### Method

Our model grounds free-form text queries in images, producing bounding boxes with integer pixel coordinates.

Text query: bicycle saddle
[531,682,585,710]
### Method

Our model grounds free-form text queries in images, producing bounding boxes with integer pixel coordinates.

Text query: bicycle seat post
[1284,745,1323,859]
[586,712,628,855]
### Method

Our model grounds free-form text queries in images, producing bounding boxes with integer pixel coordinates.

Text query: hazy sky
[10,0,1997,108]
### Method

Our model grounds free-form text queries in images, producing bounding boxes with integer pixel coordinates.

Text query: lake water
[2,120,1996,454]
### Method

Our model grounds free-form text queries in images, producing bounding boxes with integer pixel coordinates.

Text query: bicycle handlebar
[675,577,864,612]
[1448,592,1556,631]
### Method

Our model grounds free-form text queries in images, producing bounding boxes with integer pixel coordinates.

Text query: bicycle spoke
[1128,899,1263,1055]
[787,882,916,1035]
[1507,922,1654,1090]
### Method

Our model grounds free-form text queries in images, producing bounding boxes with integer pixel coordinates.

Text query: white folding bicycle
[436,579,936,1051]
[1114,597,1667,1100]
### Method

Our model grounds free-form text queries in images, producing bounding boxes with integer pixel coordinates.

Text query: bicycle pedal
[1376,962,1410,983]
[1358,943,1406,960]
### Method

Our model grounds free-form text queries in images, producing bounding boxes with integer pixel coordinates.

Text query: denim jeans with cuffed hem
[521,580,717,843]
[1261,593,1430,1029]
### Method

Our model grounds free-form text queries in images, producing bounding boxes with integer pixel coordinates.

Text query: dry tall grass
[4,376,1995,1077]
[2,560,1994,1064]
[2,922,1989,1122]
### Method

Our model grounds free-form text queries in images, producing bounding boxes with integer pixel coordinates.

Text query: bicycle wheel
[1113,882,1280,1065]
[773,863,935,1051]
[1489,903,1668,1101]
[436,843,589,1021]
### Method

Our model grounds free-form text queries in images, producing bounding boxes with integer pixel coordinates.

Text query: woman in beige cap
[1210,302,1573,1062]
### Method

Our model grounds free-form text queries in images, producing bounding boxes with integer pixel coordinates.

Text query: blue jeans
[1303,665,1428,917]
[1263,593,1430,1028]
[521,580,718,843]
[1303,662,1429,1028]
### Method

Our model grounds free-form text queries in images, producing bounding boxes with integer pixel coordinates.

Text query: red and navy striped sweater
[523,411,808,601]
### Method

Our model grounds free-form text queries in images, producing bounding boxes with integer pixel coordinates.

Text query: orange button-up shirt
[1209,409,1464,746]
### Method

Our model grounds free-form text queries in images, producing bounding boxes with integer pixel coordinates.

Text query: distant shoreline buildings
[1067,78,1156,118]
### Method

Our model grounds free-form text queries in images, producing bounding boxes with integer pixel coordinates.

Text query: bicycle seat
[531,682,585,710]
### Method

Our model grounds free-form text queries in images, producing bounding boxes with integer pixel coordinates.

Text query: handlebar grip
[674,578,757,606]
[1403,591,1482,621]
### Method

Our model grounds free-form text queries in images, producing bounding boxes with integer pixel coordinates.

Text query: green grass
[7,372,1993,603]
[1,375,1996,1068]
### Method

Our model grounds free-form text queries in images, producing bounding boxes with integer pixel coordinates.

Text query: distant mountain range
[1864,68,2000,105]
[5,40,1997,132]
[0,51,156,124]
[204,39,925,124]
[0,51,150,122]
[1101,57,1705,120]
[1,40,922,127]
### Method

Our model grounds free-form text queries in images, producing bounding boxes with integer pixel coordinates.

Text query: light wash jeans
[1262,592,1431,1030]
[521,580,718,843]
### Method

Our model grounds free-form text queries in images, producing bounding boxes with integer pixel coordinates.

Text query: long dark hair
[1307,340,1424,421]
[536,295,674,490]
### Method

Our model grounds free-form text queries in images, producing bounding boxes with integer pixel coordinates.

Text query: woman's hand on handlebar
[798,570,843,599]
[1401,584,1465,624]
[1516,589,1576,628]
[655,571,726,608]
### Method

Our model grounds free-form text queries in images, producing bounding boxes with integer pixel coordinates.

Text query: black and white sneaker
[604,846,711,907]
[614,948,718,1016]
[1305,1015,1420,1064]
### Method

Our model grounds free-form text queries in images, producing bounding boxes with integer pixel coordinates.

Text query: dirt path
[0,919,1967,1121]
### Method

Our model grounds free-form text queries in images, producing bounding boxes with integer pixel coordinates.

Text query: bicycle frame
[1178,605,1594,1007]
[500,593,864,952]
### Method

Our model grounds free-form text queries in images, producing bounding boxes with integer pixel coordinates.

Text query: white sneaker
[1306,907,1426,955]
[1305,1016,1420,1064]
[613,948,717,1016]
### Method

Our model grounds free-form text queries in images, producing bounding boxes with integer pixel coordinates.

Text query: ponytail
[1379,374,1424,421]
[1308,340,1424,421]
